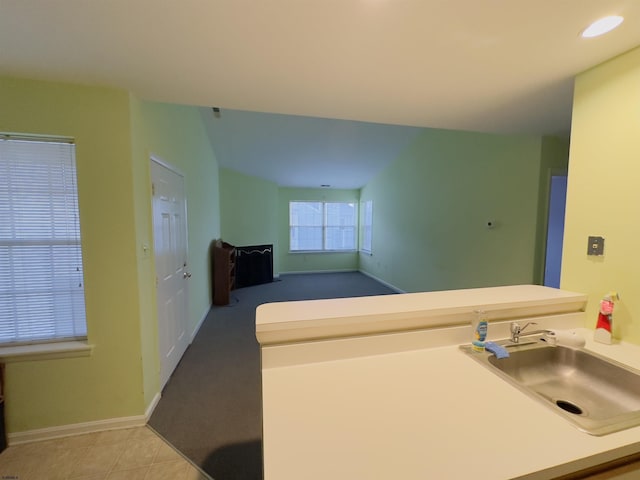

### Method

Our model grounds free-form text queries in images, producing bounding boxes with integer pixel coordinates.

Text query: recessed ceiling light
[581,15,624,38]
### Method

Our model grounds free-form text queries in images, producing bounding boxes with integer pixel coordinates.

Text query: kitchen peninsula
[256,285,640,479]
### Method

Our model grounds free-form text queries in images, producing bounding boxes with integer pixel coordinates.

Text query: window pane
[290,202,323,251]
[325,202,356,227]
[0,137,87,345]
[325,226,356,250]
[325,203,356,250]
[290,202,322,226]
[290,226,323,251]
[361,200,373,252]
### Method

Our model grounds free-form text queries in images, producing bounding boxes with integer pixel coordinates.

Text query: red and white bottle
[594,292,619,344]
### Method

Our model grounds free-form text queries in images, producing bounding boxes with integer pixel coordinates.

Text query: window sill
[289,250,357,254]
[0,341,94,363]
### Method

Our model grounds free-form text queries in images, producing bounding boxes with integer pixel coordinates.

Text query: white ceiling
[203,109,423,188]
[2,1,640,188]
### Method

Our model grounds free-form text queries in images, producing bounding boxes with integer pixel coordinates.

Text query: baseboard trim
[8,391,162,446]
[359,270,406,293]
[144,392,162,420]
[279,269,358,275]
[190,306,210,343]
[8,414,148,446]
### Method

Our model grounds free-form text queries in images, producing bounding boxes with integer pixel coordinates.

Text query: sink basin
[460,341,640,435]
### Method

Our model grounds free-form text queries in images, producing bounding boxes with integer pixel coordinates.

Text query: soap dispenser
[594,291,619,344]
[472,310,488,352]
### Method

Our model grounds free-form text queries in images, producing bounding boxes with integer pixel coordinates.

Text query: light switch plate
[587,236,605,256]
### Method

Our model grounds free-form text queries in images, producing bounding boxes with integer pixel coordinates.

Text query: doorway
[151,157,190,389]
[544,174,568,288]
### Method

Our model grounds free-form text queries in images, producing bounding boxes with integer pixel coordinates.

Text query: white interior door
[151,158,190,389]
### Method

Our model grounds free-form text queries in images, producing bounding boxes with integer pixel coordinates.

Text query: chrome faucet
[510,322,551,343]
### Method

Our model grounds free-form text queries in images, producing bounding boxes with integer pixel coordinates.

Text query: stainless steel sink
[460,341,640,435]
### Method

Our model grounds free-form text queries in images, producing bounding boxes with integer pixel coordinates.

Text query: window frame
[360,199,373,254]
[289,200,358,253]
[0,133,88,350]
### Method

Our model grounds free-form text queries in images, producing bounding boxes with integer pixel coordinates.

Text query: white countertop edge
[515,442,640,479]
[256,285,588,346]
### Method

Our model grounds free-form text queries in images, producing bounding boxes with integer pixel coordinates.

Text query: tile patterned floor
[0,426,211,480]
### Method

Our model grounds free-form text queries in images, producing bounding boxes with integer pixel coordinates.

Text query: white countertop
[258,286,640,479]
[256,284,588,345]
[262,331,640,479]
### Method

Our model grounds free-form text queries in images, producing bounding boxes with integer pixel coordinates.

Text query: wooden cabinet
[213,241,236,305]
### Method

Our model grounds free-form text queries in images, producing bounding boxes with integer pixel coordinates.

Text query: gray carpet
[149,271,396,480]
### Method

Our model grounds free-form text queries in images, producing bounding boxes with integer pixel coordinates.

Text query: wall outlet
[587,236,605,256]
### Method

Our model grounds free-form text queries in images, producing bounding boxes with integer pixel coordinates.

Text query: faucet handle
[511,321,538,334]
[510,321,539,343]
[520,321,538,333]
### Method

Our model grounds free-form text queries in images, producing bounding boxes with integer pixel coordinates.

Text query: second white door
[151,158,190,389]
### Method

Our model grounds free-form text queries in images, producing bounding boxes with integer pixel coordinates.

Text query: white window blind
[289,201,357,252]
[360,200,373,253]
[0,136,87,345]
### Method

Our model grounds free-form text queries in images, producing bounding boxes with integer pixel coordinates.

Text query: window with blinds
[360,200,373,253]
[0,135,87,346]
[289,201,357,252]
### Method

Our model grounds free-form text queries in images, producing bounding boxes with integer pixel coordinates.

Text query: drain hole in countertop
[556,400,583,415]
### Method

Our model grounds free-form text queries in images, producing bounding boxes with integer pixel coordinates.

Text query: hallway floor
[0,425,210,480]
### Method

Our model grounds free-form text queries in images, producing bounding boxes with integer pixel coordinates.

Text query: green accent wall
[562,46,640,343]
[218,132,563,286]
[219,168,279,275]
[0,76,221,434]
[218,171,361,276]
[279,187,360,273]
[359,128,546,293]
[129,98,221,408]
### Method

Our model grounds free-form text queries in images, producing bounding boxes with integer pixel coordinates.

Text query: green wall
[279,187,360,273]
[219,130,560,286]
[0,76,221,434]
[0,73,573,434]
[219,168,279,275]
[0,77,145,432]
[359,128,545,293]
[562,46,640,343]
[218,171,361,276]
[129,97,221,408]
